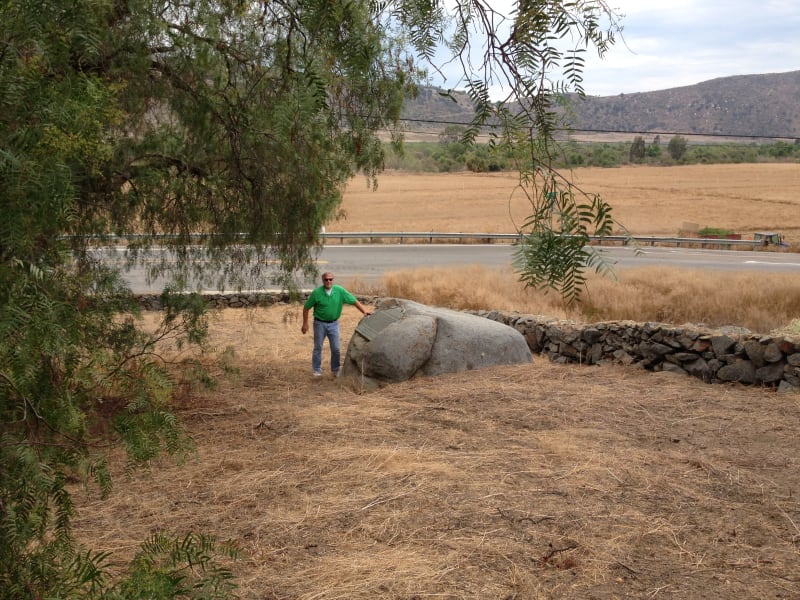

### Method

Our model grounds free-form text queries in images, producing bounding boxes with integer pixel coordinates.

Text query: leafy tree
[589,143,625,168]
[424,2,622,303]
[439,125,467,144]
[646,142,663,159]
[515,191,615,302]
[465,145,508,172]
[668,135,689,160]
[629,136,646,163]
[767,141,796,158]
[1,0,622,595]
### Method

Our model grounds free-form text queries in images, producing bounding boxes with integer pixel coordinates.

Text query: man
[301,272,372,377]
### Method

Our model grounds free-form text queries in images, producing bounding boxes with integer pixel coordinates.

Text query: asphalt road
[108,244,800,294]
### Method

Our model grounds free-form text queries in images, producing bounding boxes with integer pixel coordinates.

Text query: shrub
[667,135,688,160]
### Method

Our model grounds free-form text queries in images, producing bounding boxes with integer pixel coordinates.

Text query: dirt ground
[72,165,800,598]
[73,306,800,599]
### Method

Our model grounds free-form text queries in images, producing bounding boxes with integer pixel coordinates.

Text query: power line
[394,116,799,142]
[567,128,798,141]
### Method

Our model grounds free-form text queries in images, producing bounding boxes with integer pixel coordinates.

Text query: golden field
[337,163,800,246]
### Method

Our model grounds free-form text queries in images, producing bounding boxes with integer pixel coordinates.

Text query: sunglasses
[323,277,334,281]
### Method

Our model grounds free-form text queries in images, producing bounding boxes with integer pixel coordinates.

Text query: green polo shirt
[304,285,357,322]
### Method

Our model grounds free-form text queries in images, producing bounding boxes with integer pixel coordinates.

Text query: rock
[685,357,712,381]
[347,315,437,382]
[659,362,687,376]
[639,341,673,359]
[582,327,604,344]
[613,349,635,365]
[784,367,800,387]
[777,380,800,394]
[756,362,786,384]
[589,343,603,364]
[710,335,736,358]
[342,299,532,387]
[717,360,756,384]
[763,343,784,363]
[743,340,766,369]
[668,352,700,364]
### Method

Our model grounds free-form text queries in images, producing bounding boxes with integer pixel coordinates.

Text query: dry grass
[372,264,800,334]
[579,267,800,333]
[339,164,800,248]
[72,165,800,598]
[73,307,800,599]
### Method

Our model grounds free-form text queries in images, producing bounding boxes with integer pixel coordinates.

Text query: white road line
[745,260,800,266]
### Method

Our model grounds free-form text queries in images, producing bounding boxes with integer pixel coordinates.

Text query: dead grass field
[74,308,800,599]
[73,165,800,598]
[338,163,800,246]
[378,265,800,335]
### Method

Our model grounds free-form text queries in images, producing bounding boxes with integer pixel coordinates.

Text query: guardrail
[321,231,765,248]
[74,232,766,249]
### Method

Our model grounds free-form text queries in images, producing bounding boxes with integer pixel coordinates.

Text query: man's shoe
[313,371,323,378]
[332,370,340,378]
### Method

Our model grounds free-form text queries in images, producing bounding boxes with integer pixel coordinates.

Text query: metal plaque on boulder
[355,307,404,341]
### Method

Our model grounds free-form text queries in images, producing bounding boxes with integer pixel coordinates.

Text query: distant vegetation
[384,134,800,172]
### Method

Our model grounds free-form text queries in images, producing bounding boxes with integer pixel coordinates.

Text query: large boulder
[342,298,532,388]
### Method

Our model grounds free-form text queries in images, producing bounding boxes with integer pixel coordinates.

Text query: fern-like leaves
[514,188,617,305]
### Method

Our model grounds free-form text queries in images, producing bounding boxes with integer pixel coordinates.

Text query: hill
[402,70,800,140]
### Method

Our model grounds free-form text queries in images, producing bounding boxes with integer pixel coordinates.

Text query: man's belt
[314,317,338,323]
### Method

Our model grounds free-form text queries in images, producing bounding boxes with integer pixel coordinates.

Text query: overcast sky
[433,0,800,98]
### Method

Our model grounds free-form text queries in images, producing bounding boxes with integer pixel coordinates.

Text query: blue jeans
[312,319,341,374]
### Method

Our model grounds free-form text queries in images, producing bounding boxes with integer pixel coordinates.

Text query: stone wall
[136,292,800,393]
[136,291,296,311]
[471,309,800,394]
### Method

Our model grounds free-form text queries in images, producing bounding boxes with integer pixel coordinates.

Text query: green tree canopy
[668,134,689,161]
[630,136,646,162]
[1,0,622,595]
